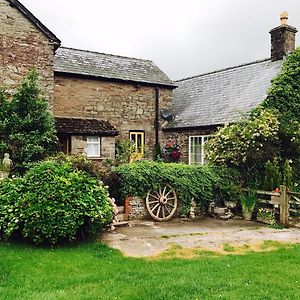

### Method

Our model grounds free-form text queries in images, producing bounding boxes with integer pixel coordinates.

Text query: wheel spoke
[159,186,162,196]
[162,185,167,196]
[151,203,160,212]
[156,205,161,218]
[165,205,171,214]
[166,202,175,208]
[165,189,173,197]
[162,206,166,218]
[148,200,159,205]
[148,193,159,200]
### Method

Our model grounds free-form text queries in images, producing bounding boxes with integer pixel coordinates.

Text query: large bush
[0,159,113,244]
[0,70,57,173]
[115,161,238,213]
[206,108,279,186]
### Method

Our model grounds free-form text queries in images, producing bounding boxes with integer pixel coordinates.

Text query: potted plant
[257,208,276,225]
[162,140,181,163]
[240,192,257,221]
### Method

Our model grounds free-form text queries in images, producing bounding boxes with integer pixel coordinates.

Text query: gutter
[154,87,160,147]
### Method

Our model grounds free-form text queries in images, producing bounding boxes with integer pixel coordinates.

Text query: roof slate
[54,47,175,88]
[55,117,118,136]
[167,58,283,129]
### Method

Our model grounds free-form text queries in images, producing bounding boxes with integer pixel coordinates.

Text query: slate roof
[167,58,283,130]
[55,117,118,136]
[7,0,60,49]
[54,47,175,88]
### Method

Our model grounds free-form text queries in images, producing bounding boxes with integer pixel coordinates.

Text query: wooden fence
[242,185,300,227]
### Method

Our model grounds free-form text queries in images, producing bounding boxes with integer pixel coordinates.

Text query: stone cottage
[164,12,298,164]
[0,0,175,161]
[0,1,298,165]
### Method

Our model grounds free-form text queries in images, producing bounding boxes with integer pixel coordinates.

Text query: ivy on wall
[206,47,300,188]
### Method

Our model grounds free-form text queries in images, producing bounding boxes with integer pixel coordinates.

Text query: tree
[0,70,57,172]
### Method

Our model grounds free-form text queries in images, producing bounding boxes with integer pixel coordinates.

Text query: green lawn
[0,241,299,300]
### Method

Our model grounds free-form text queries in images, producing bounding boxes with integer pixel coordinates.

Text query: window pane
[86,136,100,157]
[129,131,145,161]
[87,136,98,143]
[190,136,208,165]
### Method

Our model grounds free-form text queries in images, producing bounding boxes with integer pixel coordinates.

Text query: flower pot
[257,216,275,225]
[243,211,253,221]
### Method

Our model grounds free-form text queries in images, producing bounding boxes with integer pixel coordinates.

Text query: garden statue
[2,153,12,171]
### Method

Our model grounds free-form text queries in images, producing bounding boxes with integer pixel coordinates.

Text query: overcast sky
[21,0,300,80]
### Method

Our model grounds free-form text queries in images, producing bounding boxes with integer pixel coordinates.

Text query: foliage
[257,208,276,225]
[264,158,281,191]
[239,192,257,212]
[115,161,237,212]
[162,140,181,161]
[0,70,57,173]
[263,48,300,159]
[0,159,113,244]
[110,139,132,166]
[283,159,293,189]
[153,143,163,161]
[206,48,300,188]
[206,108,279,186]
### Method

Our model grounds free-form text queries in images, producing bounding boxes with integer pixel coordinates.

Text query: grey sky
[21,0,300,80]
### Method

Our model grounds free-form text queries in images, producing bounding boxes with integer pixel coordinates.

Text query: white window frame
[189,135,210,165]
[86,136,101,158]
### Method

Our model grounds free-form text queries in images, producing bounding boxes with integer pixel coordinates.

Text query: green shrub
[0,159,113,244]
[0,178,23,239]
[0,70,58,174]
[115,161,236,212]
[264,158,281,191]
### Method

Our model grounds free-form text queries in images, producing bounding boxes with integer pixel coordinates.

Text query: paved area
[101,217,300,257]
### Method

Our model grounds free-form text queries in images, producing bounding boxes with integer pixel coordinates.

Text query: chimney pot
[280,11,289,25]
[270,12,297,61]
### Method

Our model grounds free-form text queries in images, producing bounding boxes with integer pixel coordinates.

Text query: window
[86,136,101,158]
[189,135,210,165]
[58,135,71,155]
[129,131,145,161]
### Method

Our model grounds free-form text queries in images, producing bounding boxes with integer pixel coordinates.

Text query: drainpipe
[155,87,160,147]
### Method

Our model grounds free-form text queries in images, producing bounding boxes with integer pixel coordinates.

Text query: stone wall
[163,126,217,163]
[71,135,115,160]
[0,0,55,105]
[53,75,173,158]
[124,196,149,220]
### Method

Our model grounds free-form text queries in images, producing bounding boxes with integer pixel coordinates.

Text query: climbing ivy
[206,47,300,188]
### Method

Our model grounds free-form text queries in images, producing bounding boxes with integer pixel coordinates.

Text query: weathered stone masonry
[53,75,173,157]
[0,0,58,106]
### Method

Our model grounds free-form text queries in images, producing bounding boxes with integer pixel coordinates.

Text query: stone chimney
[269,12,298,61]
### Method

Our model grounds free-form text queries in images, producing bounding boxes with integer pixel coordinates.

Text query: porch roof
[55,117,118,136]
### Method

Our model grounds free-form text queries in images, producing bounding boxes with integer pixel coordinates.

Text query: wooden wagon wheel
[146,184,178,221]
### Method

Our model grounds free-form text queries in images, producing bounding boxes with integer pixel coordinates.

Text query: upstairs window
[86,136,101,158]
[189,135,210,165]
[129,131,145,161]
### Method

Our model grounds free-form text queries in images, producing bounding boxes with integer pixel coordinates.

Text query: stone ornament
[2,153,12,171]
